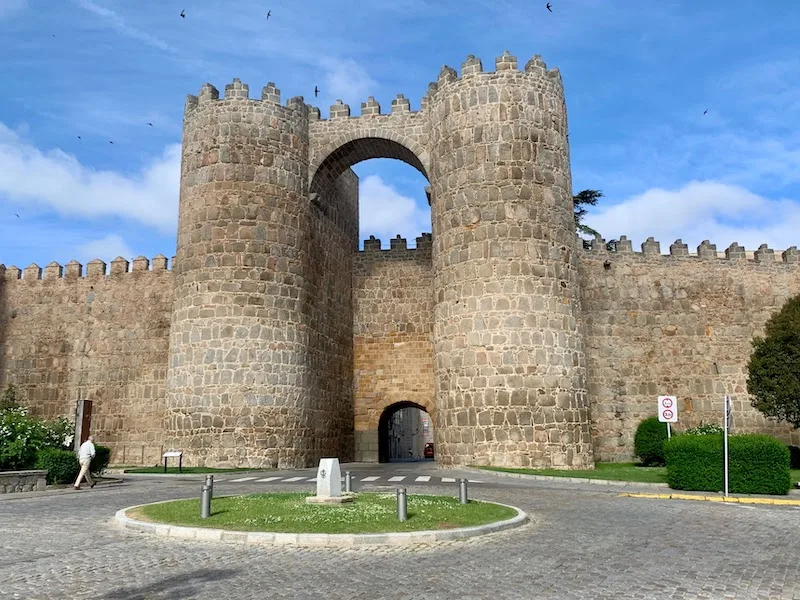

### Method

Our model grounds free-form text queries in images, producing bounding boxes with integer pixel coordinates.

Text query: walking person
[74,435,96,490]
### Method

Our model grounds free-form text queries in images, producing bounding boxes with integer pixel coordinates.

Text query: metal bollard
[397,487,407,521]
[201,475,214,519]
[459,478,469,504]
[345,471,352,493]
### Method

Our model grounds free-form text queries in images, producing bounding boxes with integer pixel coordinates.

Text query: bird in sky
[77,136,81,140]
[314,86,320,97]
[703,109,708,115]
[14,214,19,218]
[147,122,153,126]
[546,2,552,12]
[180,9,185,18]
[109,141,114,144]
[267,10,271,19]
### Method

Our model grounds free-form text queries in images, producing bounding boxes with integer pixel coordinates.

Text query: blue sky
[1,0,799,268]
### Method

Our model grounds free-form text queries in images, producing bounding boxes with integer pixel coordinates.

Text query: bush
[683,422,724,436]
[0,407,48,470]
[35,448,80,484]
[664,433,791,495]
[91,445,111,475]
[634,416,669,466]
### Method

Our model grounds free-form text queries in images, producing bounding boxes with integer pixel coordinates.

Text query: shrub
[0,407,48,470]
[91,445,111,475]
[683,422,724,436]
[35,448,80,484]
[634,416,669,466]
[664,433,791,495]
[42,417,75,451]
[789,446,800,469]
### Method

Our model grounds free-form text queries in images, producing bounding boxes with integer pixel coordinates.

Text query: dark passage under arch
[378,401,433,463]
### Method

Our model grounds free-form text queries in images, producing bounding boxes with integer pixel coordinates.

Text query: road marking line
[360,476,379,482]
[441,477,456,483]
[281,476,305,482]
[255,477,282,483]
[388,476,406,482]
[468,480,483,484]
[620,492,800,506]
[307,478,317,482]
[228,477,257,482]
[415,476,431,482]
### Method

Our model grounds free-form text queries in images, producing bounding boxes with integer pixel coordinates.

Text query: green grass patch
[129,492,517,534]
[124,466,262,474]
[475,462,668,484]
[791,469,800,485]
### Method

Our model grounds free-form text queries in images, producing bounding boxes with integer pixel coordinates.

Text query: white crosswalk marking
[229,476,257,482]
[388,476,406,482]
[441,477,456,483]
[415,476,431,482]
[306,477,317,482]
[360,476,379,482]
[281,476,305,482]
[468,480,483,484]
[255,477,282,483]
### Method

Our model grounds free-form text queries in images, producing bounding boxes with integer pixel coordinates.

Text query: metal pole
[667,422,671,440]
[397,487,407,521]
[723,395,729,497]
[201,476,213,519]
[459,478,469,504]
[345,471,352,493]
[206,474,214,499]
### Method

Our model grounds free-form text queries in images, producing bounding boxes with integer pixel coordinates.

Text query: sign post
[723,395,732,497]
[658,395,678,439]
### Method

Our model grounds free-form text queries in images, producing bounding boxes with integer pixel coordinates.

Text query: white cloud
[0,123,180,233]
[72,0,176,53]
[320,58,378,105]
[0,0,27,20]
[359,175,430,246]
[585,180,800,253]
[75,233,134,264]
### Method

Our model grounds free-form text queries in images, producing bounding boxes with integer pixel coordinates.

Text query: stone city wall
[580,236,800,462]
[0,258,173,466]
[353,234,436,461]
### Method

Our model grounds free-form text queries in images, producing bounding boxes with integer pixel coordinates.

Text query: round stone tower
[428,52,594,468]
[165,79,353,468]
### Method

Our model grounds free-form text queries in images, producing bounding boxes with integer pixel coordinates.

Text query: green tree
[747,295,800,428]
[573,189,603,237]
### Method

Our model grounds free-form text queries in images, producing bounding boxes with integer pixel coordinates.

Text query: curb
[620,491,800,506]
[460,466,669,488]
[111,471,267,477]
[114,498,529,547]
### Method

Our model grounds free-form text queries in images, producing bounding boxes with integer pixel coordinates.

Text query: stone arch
[377,400,434,463]
[309,132,431,192]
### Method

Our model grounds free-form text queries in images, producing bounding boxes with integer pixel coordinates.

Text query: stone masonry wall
[0,258,173,466]
[581,237,800,462]
[353,234,436,461]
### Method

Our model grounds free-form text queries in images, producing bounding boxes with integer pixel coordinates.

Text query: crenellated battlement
[581,235,800,264]
[358,234,432,254]
[1,255,174,282]
[184,78,307,115]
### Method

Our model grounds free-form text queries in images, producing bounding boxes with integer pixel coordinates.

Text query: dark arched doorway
[378,401,434,463]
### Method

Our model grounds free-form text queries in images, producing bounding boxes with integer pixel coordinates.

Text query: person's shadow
[102,568,239,599]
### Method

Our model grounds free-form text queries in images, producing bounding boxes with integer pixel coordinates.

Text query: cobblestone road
[2,467,800,599]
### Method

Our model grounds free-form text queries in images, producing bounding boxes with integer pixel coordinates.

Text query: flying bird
[703,109,708,115]
[546,2,552,11]
[109,141,114,144]
[14,214,19,218]
[180,9,185,18]
[314,86,319,97]
[77,136,81,140]
[147,122,153,126]
[266,10,271,19]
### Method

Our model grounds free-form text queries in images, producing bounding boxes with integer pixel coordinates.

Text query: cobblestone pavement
[2,466,800,599]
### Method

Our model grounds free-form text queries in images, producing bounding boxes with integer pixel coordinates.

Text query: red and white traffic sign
[658,395,678,423]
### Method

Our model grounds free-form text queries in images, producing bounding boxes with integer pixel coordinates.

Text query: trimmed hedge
[664,433,791,495]
[36,448,80,484]
[91,445,111,475]
[634,416,669,466]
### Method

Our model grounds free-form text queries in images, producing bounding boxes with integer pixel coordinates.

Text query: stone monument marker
[305,458,353,504]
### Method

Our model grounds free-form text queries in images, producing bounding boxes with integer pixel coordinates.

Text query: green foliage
[633,416,669,466]
[747,295,800,428]
[0,407,48,470]
[35,448,80,484]
[90,445,111,475]
[683,422,724,436]
[0,385,19,411]
[664,433,791,495]
[573,189,603,237]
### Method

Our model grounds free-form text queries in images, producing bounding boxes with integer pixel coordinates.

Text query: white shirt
[78,440,96,462]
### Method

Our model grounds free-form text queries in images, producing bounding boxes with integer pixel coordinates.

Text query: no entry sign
[658,395,678,423]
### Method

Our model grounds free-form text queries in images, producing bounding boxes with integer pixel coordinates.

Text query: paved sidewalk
[2,467,800,599]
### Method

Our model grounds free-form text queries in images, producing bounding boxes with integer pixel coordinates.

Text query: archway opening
[378,401,434,463]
